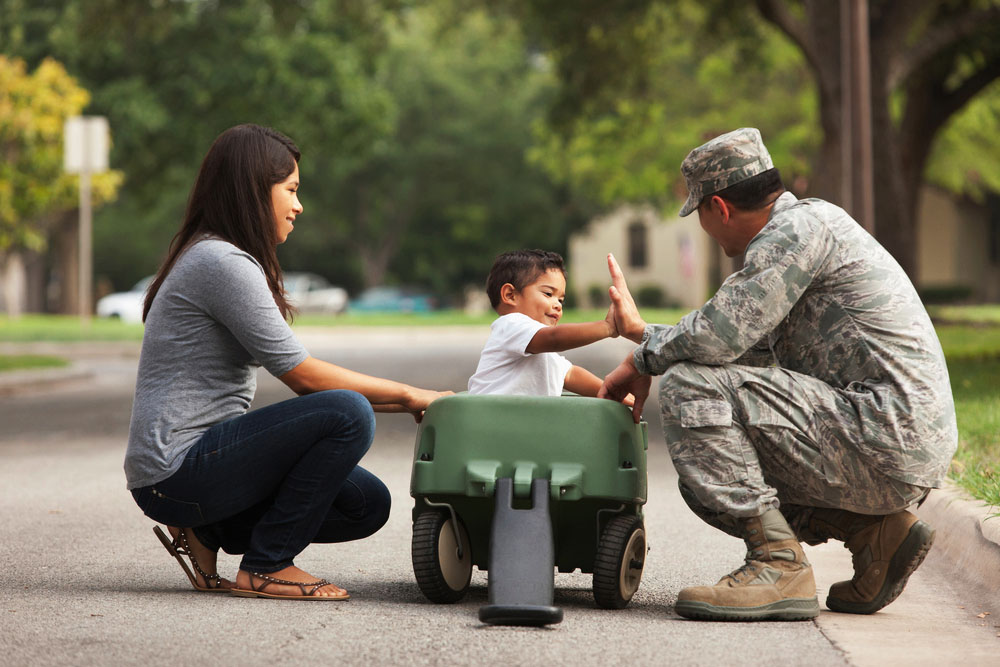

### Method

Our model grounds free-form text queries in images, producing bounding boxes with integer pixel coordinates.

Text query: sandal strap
[248,571,333,596]
[174,530,224,588]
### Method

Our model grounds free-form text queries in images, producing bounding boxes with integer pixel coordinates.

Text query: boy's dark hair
[486,249,565,310]
[701,167,785,211]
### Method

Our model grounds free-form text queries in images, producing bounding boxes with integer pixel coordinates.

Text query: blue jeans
[131,390,389,573]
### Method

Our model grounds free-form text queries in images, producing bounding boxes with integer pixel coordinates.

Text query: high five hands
[606,253,647,343]
[598,254,652,423]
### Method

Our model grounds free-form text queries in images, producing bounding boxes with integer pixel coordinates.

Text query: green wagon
[409,393,648,620]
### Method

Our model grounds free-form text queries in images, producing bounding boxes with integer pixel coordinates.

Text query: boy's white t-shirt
[468,312,573,396]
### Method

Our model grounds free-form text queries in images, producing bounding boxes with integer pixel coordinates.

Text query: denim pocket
[131,485,206,526]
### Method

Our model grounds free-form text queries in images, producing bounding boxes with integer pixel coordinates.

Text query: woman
[125,124,448,600]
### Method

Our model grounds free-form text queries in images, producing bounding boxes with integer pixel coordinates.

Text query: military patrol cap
[678,128,774,217]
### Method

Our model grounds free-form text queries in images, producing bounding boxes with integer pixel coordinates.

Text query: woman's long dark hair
[143,124,301,322]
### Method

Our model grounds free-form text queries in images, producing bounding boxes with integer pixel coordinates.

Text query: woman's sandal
[231,571,350,601]
[153,525,229,593]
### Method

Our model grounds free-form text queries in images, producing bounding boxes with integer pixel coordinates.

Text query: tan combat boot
[807,508,934,614]
[674,509,819,621]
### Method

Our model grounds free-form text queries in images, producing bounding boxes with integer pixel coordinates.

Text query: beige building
[568,203,729,310]
[917,187,1000,302]
[569,187,999,309]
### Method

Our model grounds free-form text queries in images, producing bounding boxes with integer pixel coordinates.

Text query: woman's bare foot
[236,566,349,598]
[168,526,234,590]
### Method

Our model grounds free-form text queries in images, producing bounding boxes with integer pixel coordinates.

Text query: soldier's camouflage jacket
[633,192,958,487]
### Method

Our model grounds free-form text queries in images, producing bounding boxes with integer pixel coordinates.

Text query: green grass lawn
[946,356,1000,508]
[292,307,689,328]
[0,354,69,373]
[2,307,998,506]
[928,304,1000,325]
[0,309,689,339]
[0,314,146,342]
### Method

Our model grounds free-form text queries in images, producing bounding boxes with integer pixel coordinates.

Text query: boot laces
[725,561,758,584]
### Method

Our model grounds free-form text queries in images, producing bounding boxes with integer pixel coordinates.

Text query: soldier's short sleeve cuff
[632,346,650,375]
[633,324,674,375]
[632,324,657,375]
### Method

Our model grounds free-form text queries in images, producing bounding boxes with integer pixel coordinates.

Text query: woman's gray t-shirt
[124,239,309,489]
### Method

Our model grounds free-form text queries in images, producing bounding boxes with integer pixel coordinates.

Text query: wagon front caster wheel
[412,510,472,603]
[593,514,646,609]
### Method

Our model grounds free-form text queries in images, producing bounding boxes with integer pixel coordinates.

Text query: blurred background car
[96,272,346,323]
[283,272,348,314]
[95,275,152,323]
[348,286,437,313]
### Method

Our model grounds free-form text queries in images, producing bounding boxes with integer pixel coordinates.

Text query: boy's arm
[526,314,617,354]
[565,365,636,410]
[564,364,603,397]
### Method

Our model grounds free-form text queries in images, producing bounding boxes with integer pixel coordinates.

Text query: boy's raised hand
[606,254,647,343]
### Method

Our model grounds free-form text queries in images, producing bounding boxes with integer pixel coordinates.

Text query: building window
[628,221,647,269]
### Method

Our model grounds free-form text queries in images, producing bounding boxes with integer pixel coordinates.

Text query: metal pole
[78,170,92,323]
[841,0,875,234]
[840,0,854,214]
[850,0,875,235]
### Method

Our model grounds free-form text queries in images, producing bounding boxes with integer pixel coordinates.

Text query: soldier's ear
[710,195,731,223]
[500,283,518,306]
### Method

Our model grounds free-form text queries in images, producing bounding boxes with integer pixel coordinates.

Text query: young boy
[468,249,619,397]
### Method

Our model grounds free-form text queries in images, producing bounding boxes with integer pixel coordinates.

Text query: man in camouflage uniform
[599,128,958,621]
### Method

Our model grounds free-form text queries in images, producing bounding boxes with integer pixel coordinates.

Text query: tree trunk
[764,0,923,278]
[1,251,27,318]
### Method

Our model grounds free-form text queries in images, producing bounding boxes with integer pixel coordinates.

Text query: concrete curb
[914,481,1000,595]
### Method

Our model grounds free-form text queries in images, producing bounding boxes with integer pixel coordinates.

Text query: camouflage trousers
[659,361,927,539]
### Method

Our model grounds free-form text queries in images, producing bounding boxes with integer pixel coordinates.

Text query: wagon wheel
[593,514,646,609]
[411,510,472,603]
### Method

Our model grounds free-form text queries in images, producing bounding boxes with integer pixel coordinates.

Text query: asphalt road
[1,329,996,666]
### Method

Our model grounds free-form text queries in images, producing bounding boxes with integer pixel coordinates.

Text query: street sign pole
[64,116,109,324]
[79,169,92,324]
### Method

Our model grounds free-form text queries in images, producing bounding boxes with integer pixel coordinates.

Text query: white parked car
[283,272,348,314]
[96,271,346,323]
[95,275,152,324]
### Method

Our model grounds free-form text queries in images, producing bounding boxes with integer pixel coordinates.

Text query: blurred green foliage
[0,55,122,253]
[526,2,818,211]
[502,0,1000,279]
[0,0,591,299]
[2,0,999,301]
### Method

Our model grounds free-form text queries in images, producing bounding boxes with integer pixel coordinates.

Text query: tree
[3,0,583,301]
[286,5,579,296]
[499,0,1000,279]
[0,55,121,316]
[1,0,400,294]
[523,2,818,210]
[753,0,1000,278]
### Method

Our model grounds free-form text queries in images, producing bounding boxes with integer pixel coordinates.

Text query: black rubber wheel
[593,514,646,609]
[411,511,472,603]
